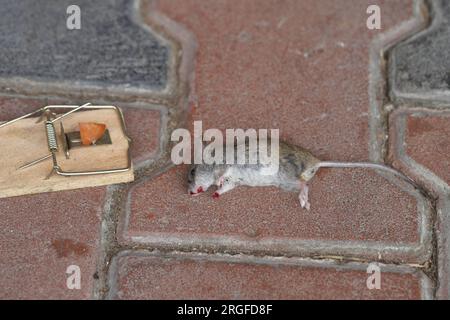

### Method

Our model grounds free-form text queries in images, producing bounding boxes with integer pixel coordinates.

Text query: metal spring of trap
[0,103,132,179]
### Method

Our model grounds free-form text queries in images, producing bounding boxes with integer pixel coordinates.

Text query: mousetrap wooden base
[0,107,134,199]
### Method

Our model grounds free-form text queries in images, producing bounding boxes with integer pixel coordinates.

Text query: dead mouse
[187,140,417,210]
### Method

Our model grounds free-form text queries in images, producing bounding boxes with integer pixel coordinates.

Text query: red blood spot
[197,187,204,193]
[212,192,220,199]
[51,239,89,258]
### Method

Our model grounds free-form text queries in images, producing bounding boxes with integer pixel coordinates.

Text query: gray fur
[187,141,320,209]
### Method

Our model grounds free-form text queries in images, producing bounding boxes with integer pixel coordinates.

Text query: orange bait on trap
[79,122,107,145]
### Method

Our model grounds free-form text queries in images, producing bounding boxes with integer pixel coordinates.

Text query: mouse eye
[188,167,196,183]
[188,167,196,180]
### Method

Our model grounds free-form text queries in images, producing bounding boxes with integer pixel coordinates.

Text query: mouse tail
[315,161,419,189]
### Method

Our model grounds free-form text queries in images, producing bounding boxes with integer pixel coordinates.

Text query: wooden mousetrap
[0,103,134,199]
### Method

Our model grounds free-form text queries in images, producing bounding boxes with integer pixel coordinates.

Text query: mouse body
[188,141,320,210]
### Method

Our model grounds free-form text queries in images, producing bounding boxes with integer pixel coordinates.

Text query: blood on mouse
[188,185,204,196]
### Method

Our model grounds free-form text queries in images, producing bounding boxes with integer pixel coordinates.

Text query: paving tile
[0,0,169,92]
[390,0,450,102]
[109,253,424,300]
[0,97,44,120]
[389,108,450,299]
[405,114,450,185]
[122,107,162,165]
[125,166,418,243]
[155,0,414,161]
[389,108,450,191]
[122,0,430,262]
[122,165,428,262]
[436,198,450,300]
[0,188,105,299]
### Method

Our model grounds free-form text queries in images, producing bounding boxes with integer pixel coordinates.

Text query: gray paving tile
[0,0,169,91]
[390,0,450,101]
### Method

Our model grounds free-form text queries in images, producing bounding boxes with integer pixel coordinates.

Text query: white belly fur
[227,166,280,187]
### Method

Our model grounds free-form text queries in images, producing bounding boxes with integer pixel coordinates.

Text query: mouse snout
[189,186,204,196]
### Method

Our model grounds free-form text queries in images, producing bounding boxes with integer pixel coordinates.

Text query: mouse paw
[298,181,310,211]
[299,198,311,211]
[216,176,230,188]
[216,177,224,188]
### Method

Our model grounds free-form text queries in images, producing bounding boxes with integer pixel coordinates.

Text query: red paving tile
[122,107,162,165]
[124,165,419,244]
[389,108,450,299]
[122,0,425,261]
[109,253,423,300]
[0,188,105,299]
[0,97,44,120]
[389,109,450,191]
[154,0,413,160]
[405,114,450,185]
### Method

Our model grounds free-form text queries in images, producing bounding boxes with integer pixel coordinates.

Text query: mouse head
[187,164,217,196]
